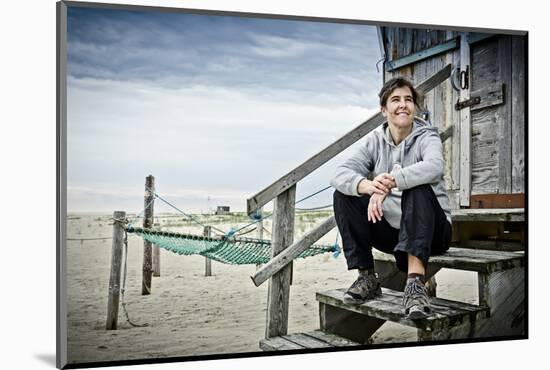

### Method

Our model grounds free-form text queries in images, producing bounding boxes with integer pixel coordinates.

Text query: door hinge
[455,96,481,111]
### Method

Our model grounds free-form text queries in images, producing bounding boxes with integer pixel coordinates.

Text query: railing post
[106,210,126,330]
[256,208,263,270]
[142,175,154,295]
[204,226,212,276]
[265,185,296,338]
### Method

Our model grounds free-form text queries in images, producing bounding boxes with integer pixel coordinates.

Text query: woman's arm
[392,131,445,190]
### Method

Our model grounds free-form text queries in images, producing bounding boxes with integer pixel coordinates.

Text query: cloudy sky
[66,5,382,214]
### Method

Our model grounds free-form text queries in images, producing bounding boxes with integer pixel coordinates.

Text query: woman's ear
[380,106,387,117]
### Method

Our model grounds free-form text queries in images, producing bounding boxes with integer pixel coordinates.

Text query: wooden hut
[377,28,526,210]
[251,26,527,350]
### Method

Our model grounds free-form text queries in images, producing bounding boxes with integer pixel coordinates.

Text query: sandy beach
[65,213,478,365]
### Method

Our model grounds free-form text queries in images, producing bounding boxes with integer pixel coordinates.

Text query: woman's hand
[368,192,387,223]
[358,173,396,196]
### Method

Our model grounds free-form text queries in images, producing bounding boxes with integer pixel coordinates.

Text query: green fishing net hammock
[126,226,339,265]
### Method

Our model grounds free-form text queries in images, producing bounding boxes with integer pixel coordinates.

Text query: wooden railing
[250,64,453,339]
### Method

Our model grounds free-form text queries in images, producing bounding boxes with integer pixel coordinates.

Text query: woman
[330,77,452,319]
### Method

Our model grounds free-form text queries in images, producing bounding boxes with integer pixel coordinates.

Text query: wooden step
[373,247,524,273]
[317,288,489,334]
[451,208,524,222]
[259,330,361,351]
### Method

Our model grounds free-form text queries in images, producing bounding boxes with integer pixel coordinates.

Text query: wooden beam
[386,37,459,71]
[498,36,512,194]
[468,33,497,45]
[247,64,452,214]
[141,175,154,295]
[511,35,526,193]
[439,124,454,143]
[459,33,472,207]
[252,215,336,287]
[470,194,524,209]
[265,186,296,338]
[106,211,126,330]
[255,208,264,270]
[451,208,524,222]
[204,226,212,277]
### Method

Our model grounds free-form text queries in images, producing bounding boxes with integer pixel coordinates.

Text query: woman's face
[381,86,416,130]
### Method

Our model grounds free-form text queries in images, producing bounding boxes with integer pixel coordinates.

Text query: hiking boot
[343,271,381,304]
[403,276,432,320]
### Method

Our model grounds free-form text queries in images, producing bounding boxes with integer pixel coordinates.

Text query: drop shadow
[34,353,57,367]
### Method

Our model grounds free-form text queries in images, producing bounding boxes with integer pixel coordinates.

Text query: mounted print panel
[57,1,527,369]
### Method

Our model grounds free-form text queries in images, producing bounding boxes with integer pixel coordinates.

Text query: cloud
[65,6,382,212]
[67,7,382,106]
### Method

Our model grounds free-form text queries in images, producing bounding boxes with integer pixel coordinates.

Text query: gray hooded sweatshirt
[330,117,451,229]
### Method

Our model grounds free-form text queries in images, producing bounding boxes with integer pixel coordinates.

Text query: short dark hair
[378,77,419,107]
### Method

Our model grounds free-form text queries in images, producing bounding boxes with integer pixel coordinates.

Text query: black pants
[333,184,451,273]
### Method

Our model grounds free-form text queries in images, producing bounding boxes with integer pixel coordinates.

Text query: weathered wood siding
[381,27,526,206]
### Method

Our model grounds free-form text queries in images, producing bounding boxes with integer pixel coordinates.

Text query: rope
[130,185,333,248]
[231,185,333,234]
[296,204,333,211]
[120,228,149,328]
[67,237,112,241]
[295,185,332,205]
[235,226,258,237]
[152,192,226,236]
[135,196,156,220]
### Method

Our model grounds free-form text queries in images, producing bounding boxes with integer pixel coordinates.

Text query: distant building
[215,206,230,215]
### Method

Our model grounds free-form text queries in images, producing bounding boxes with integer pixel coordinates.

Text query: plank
[459,32,472,206]
[316,288,489,332]
[203,226,212,277]
[142,175,155,295]
[259,336,304,351]
[511,35,526,193]
[469,83,505,111]
[265,186,296,338]
[498,36,512,194]
[282,333,332,349]
[470,193,524,208]
[451,208,524,222]
[386,37,458,71]
[450,240,523,252]
[450,44,461,190]
[252,215,336,287]
[304,330,361,347]
[259,330,360,351]
[106,211,126,330]
[372,247,523,273]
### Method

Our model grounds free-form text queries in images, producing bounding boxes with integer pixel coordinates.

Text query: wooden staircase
[260,208,525,350]
[248,66,525,352]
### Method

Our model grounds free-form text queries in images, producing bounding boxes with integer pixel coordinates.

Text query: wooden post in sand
[204,226,212,276]
[106,210,126,330]
[153,226,160,277]
[142,175,155,295]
